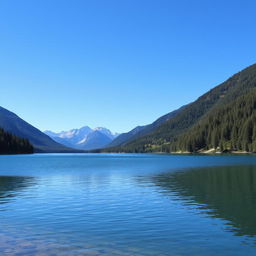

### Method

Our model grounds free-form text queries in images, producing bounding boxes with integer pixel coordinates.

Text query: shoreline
[1,150,254,156]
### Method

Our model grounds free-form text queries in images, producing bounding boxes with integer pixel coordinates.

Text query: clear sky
[0,0,255,133]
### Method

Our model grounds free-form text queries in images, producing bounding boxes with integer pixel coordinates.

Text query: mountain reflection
[0,176,35,205]
[153,165,256,237]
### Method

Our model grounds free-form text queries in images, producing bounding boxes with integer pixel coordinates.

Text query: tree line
[0,128,33,154]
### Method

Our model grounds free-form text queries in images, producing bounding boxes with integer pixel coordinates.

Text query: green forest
[169,89,256,152]
[102,64,256,153]
[0,128,33,154]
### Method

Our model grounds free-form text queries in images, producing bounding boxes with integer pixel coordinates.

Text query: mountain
[0,128,33,154]
[103,64,256,153]
[45,126,93,147]
[108,105,186,147]
[94,127,119,139]
[45,126,119,150]
[108,125,146,147]
[77,130,112,150]
[0,106,74,153]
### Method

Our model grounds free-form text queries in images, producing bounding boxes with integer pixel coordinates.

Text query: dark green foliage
[0,106,75,153]
[0,128,33,154]
[171,89,256,152]
[103,63,256,153]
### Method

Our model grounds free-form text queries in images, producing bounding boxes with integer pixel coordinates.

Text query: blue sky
[0,0,255,133]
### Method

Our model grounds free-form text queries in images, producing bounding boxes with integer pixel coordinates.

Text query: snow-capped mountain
[93,127,119,139]
[45,126,119,150]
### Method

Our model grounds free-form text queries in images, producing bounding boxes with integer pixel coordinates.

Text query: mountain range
[1,63,256,154]
[45,127,119,150]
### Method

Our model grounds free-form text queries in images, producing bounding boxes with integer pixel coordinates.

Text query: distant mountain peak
[45,125,119,150]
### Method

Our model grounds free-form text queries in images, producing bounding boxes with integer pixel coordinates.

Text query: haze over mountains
[45,127,119,150]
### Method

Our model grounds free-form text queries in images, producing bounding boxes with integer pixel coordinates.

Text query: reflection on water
[0,176,35,205]
[153,165,256,237]
[1,154,256,255]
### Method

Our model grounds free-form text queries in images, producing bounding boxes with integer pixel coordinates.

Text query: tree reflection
[153,165,256,237]
[0,176,35,205]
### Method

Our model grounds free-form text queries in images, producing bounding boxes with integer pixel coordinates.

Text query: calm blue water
[0,153,256,255]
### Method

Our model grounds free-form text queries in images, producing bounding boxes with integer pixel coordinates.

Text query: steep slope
[107,63,256,153]
[0,128,33,154]
[77,130,112,150]
[0,106,73,153]
[170,88,256,152]
[107,125,146,147]
[108,105,186,147]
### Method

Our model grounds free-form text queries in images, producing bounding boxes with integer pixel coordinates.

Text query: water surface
[0,153,256,255]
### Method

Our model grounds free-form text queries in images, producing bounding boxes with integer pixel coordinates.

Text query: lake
[0,153,256,255]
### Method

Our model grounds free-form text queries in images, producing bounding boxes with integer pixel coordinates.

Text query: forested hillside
[102,64,256,153]
[0,106,74,153]
[0,128,33,154]
[108,105,185,148]
[169,88,256,152]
